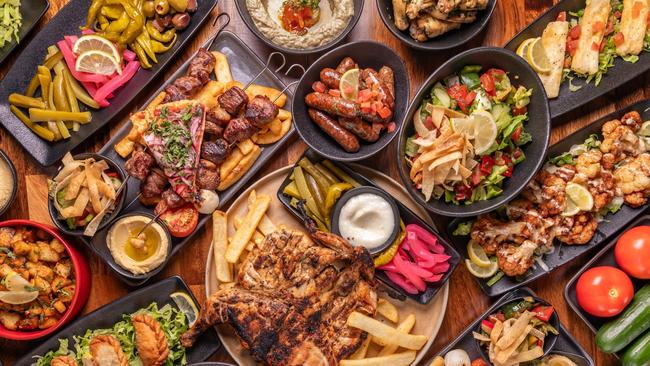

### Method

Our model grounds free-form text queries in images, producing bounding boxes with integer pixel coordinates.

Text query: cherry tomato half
[615,226,650,279]
[160,204,199,238]
[576,266,634,318]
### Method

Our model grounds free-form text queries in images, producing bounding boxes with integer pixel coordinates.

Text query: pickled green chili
[8,94,46,109]
[28,109,92,124]
[10,105,55,141]
[146,20,175,42]
[151,34,176,53]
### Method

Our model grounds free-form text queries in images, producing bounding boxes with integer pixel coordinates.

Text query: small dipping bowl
[330,186,400,255]
[0,149,17,217]
[475,295,560,361]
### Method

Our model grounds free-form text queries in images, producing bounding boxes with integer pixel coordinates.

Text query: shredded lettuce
[0,0,21,48]
[32,339,74,366]
[453,221,474,236]
[405,136,418,158]
[549,152,576,167]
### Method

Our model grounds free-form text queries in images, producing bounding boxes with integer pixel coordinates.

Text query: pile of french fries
[343,299,429,366]
[114,51,293,191]
[211,190,277,283]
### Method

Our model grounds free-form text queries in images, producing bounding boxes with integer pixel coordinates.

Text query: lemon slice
[561,196,580,217]
[450,116,476,138]
[339,68,360,101]
[566,182,594,211]
[0,290,39,305]
[452,110,497,155]
[467,240,491,268]
[3,272,34,292]
[170,291,199,326]
[516,38,536,58]
[526,38,552,74]
[73,35,121,63]
[639,121,650,137]
[75,50,122,75]
[544,355,579,366]
[465,259,499,278]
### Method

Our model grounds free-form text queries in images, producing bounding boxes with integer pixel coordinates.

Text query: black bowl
[293,41,409,161]
[48,153,127,236]
[234,0,364,55]
[474,295,560,361]
[396,47,550,217]
[0,149,17,217]
[376,0,497,51]
[330,186,400,255]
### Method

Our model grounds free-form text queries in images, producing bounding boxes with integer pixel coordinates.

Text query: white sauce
[0,159,14,210]
[338,193,395,250]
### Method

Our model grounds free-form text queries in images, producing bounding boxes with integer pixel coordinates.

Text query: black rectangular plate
[276,148,461,305]
[0,0,218,167]
[447,99,650,297]
[504,0,650,119]
[0,0,49,66]
[80,31,295,287]
[564,214,650,358]
[426,287,595,366]
[13,276,220,366]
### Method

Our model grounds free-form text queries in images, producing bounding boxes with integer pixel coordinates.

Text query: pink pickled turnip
[384,271,418,294]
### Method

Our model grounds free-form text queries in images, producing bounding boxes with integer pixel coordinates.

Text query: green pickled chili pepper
[131,42,152,69]
[146,20,175,42]
[150,33,176,53]
[100,4,125,19]
[324,182,353,214]
[105,11,130,33]
[136,32,157,64]
[84,0,105,29]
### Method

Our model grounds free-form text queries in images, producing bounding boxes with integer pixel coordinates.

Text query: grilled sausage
[308,108,360,152]
[305,92,359,119]
[335,57,358,74]
[319,68,342,90]
[339,117,383,142]
[378,66,395,100]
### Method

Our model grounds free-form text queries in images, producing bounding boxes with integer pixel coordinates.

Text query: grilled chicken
[181,208,377,366]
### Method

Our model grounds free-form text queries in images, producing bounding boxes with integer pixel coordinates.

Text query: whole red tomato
[615,226,650,279]
[576,266,634,317]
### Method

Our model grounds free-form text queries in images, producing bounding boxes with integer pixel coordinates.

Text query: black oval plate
[13,276,220,366]
[0,0,49,66]
[234,0,363,55]
[424,287,595,366]
[375,0,496,50]
[396,47,550,217]
[293,40,409,161]
[564,214,650,358]
[79,31,295,287]
[447,99,650,297]
[276,148,461,305]
[504,0,650,119]
[0,0,218,167]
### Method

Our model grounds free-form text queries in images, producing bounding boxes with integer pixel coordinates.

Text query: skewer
[243,52,287,91]
[271,63,306,103]
[205,12,231,51]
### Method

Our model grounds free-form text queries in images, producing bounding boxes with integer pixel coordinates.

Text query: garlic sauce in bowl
[331,186,399,254]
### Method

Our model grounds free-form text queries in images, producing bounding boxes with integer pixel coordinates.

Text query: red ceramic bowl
[0,219,91,340]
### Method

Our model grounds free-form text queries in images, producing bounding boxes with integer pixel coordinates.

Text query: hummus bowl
[0,149,17,217]
[235,0,363,54]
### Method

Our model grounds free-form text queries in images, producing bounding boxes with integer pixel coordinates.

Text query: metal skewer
[243,52,287,91]
[205,12,231,50]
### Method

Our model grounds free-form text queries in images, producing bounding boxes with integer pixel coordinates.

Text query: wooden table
[1,0,648,364]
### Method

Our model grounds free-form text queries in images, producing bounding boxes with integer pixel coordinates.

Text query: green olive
[168,0,188,12]
[155,0,170,15]
[143,1,156,18]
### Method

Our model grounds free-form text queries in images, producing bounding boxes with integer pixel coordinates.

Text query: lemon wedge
[561,196,580,217]
[170,291,199,326]
[73,35,121,63]
[0,290,39,305]
[526,38,552,74]
[516,38,536,58]
[339,68,360,101]
[639,121,650,137]
[3,271,34,292]
[566,182,594,212]
[467,240,492,268]
[465,259,499,278]
[544,355,579,366]
[75,50,122,75]
[451,110,497,155]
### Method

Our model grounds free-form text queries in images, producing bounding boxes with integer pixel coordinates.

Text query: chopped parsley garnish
[150,109,194,169]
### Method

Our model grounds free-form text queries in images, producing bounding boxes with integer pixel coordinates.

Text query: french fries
[212,211,232,283]
[340,351,416,366]
[212,51,233,82]
[349,335,371,360]
[378,314,416,356]
[347,312,428,351]
[225,192,271,263]
[218,145,262,191]
[377,299,399,323]
[246,84,287,107]
[238,138,256,155]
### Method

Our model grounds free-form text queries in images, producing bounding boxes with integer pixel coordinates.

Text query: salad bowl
[396,47,550,217]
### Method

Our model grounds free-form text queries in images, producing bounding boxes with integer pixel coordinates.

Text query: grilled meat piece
[204,120,223,138]
[201,139,230,165]
[163,84,185,102]
[223,117,258,143]
[187,48,216,84]
[154,189,185,215]
[176,76,203,97]
[206,107,231,127]
[181,216,377,366]
[125,149,155,180]
[140,168,167,206]
[197,159,220,190]
[219,86,249,115]
[245,96,279,128]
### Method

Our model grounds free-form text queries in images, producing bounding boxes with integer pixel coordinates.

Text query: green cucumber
[596,285,650,353]
[622,330,650,366]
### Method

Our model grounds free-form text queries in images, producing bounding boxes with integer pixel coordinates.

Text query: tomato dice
[613,32,626,47]
[480,156,494,174]
[567,39,580,56]
[576,266,634,317]
[312,81,326,93]
[160,204,199,238]
[532,305,555,322]
[511,126,522,143]
[471,359,489,366]
[569,24,581,40]
[615,226,650,279]
[480,72,496,96]
[328,89,341,97]
[556,11,567,22]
